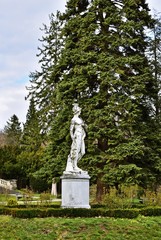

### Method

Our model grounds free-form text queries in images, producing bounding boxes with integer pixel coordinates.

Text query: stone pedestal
[61,172,90,209]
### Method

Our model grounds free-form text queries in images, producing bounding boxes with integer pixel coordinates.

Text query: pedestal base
[61,172,90,209]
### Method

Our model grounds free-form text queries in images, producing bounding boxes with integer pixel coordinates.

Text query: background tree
[31,105,72,193]
[17,98,45,190]
[0,115,22,183]
[0,131,7,147]
[4,114,22,146]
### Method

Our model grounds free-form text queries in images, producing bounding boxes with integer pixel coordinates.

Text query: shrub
[142,190,161,206]
[3,202,61,209]
[7,198,18,206]
[140,207,161,216]
[20,188,34,204]
[0,207,5,215]
[102,187,132,209]
[0,207,141,218]
[40,192,51,203]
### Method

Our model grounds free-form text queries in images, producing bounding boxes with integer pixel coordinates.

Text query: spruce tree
[28,0,160,198]
[17,98,44,189]
[145,11,161,190]
[2,115,22,182]
[28,11,64,132]
[50,0,156,199]
[148,12,161,117]
[4,114,22,146]
[21,98,43,151]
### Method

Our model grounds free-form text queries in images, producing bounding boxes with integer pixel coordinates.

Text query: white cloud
[0,0,66,129]
[0,85,29,128]
[147,0,161,12]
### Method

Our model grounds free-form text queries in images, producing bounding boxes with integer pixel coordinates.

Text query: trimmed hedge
[4,203,61,209]
[140,207,161,216]
[1,206,161,218]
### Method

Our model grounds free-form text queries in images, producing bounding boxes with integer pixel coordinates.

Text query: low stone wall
[0,179,17,192]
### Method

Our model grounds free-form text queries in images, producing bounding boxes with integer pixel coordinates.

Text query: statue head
[72,103,81,115]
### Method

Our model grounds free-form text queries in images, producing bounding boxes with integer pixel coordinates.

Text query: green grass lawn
[0,216,161,239]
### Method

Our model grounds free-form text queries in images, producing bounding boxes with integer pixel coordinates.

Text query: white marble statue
[65,103,86,173]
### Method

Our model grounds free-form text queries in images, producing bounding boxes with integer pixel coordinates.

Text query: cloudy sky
[0,0,160,130]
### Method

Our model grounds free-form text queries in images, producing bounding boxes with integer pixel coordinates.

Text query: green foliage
[28,12,64,132]
[0,145,22,180]
[142,188,161,206]
[40,192,51,203]
[1,206,161,219]
[25,0,161,198]
[0,193,17,204]
[3,202,61,209]
[16,98,46,189]
[20,189,34,204]
[4,114,22,146]
[1,0,161,199]
[21,98,43,151]
[102,188,132,209]
[140,207,161,217]
[29,174,50,193]
[92,184,161,210]
[7,198,18,206]
[0,115,23,181]
[147,11,161,118]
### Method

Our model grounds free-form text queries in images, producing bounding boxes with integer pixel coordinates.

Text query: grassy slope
[0,216,161,239]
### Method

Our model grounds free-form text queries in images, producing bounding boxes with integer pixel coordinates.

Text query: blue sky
[0,0,66,129]
[0,0,160,130]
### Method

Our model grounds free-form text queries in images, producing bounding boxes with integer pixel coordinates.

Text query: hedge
[3,203,61,209]
[1,207,161,218]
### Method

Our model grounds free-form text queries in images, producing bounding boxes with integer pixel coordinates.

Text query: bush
[0,207,5,215]
[142,190,161,206]
[91,204,106,208]
[40,192,51,203]
[20,189,34,204]
[4,203,61,209]
[0,207,141,218]
[100,185,150,209]
[99,185,161,209]
[140,207,161,216]
[7,198,18,206]
[1,204,161,218]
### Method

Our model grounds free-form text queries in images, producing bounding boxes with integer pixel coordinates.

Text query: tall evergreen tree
[28,0,161,199]
[52,0,156,199]
[17,98,45,189]
[21,98,43,151]
[28,11,64,132]
[145,11,161,190]
[148,11,161,117]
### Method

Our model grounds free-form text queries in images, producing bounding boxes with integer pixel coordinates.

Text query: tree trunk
[96,177,104,203]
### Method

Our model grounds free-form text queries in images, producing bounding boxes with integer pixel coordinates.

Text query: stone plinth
[61,172,90,209]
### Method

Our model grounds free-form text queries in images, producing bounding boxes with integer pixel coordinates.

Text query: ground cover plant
[0,215,161,239]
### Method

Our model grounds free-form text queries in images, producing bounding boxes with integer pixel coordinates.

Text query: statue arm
[70,120,75,140]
